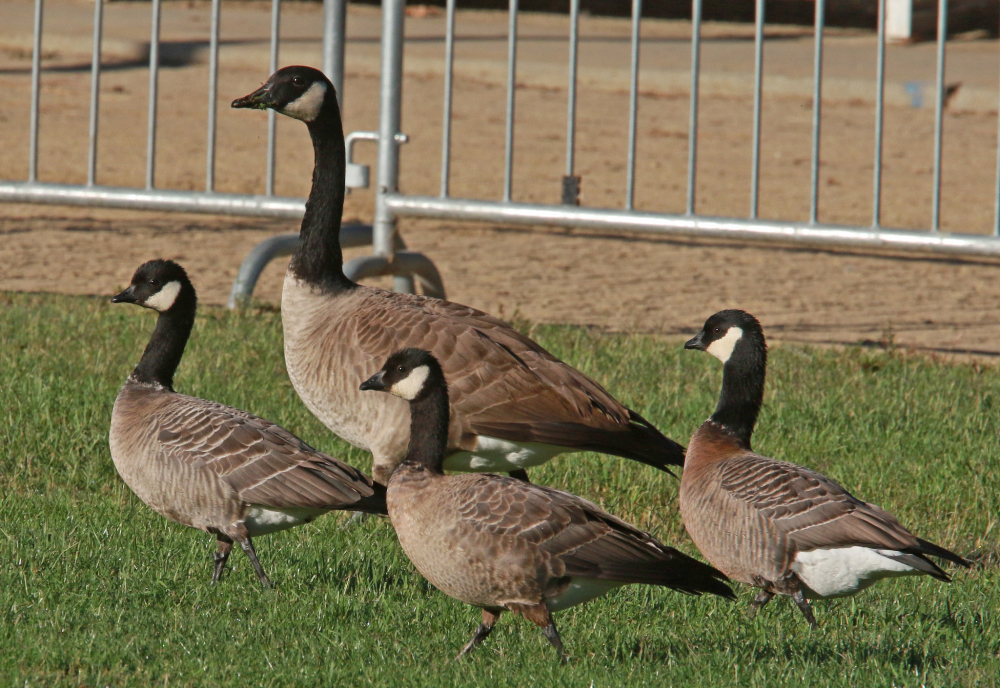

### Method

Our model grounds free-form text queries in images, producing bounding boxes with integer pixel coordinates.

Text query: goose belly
[546,578,624,612]
[244,506,327,536]
[443,437,566,472]
[791,547,920,599]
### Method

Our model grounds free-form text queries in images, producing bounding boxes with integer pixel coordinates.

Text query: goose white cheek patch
[391,365,430,401]
[145,280,182,312]
[280,82,327,122]
[706,326,743,363]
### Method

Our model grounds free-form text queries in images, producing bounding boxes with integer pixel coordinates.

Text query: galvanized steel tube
[87,0,104,187]
[323,0,347,108]
[28,0,44,183]
[440,0,456,198]
[931,0,948,232]
[625,0,641,210]
[146,0,162,190]
[873,0,886,227]
[565,0,580,179]
[266,0,281,197]
[373,0,406,258]
[749,0,764,219]
[809,0,825,224]
[206,0,221,192]
[686,0,702,216]
[503,0,519,202]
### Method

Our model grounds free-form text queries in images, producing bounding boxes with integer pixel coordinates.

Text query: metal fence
[2,0,1000,309]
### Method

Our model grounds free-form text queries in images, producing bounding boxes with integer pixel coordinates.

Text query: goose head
[112,259,194,313]
[684,309,765,365]
[232,65,335,123]
[360,348,445,402]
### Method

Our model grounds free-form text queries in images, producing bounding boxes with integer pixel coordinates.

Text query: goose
[231,66,685,486]
[679,309,968,626]
[109,259,387,588]
[359,347,734,662]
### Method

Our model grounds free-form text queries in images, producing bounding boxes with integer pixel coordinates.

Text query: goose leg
[790,587,818,628]
[212,535,233,584]
[510,602,569,664]
[238,537,274,589]
[455,609,501,660]
[749,589,774,617]
[508,469,530,483]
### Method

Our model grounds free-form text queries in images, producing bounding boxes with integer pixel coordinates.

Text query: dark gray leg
[238,537,274,589]
[749,589,774,617]
[508,469,530,483]
[543,621,570,665]
[790,587,818,628]
[455,609,501,660]
[212,535,233,584]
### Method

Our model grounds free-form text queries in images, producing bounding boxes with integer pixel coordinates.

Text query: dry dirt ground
[1,1,999,358]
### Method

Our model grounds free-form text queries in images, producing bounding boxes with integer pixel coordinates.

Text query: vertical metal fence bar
[625,0,641,211]
[931,0,948,232]
[749,0,764,219]
[872,0,886,227]
[323,0,347,108]
[375,0,405,258]
[266,0,281,197]
[440,0,456,198]
[995,60,1000,236]
[86,0,104,187]
[145,0,162,190]
[205,0,221,192]
[28,0,44,183]
[686,0,702,216]
[565,0,580,179]
[808,0,825,225]
[502,0,518,202]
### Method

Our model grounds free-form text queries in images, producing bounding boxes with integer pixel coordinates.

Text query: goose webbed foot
[212,535,233,584]
[543,621,570,665]
[455,609,500,660]
[790,587,818,628]
[238,536,274,589]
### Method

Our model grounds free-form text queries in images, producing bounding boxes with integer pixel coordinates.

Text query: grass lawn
[1,291,997,687]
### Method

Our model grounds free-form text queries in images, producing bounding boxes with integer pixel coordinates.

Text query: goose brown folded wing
[718,455,920,552]
[155,394,379,510]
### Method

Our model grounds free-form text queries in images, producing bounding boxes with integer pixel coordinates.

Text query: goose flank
[108,259,387,588]
[360,347,734,662]
[678,309,969,626]
[232,66,685,486]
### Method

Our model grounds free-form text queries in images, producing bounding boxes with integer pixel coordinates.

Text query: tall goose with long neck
[232,66,686,486]
[679,309,968,626]
[360,348,733,662]
[109,259,387,588]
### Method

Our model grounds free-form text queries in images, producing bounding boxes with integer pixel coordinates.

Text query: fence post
[374,0,405,271]
[323,0,347,109]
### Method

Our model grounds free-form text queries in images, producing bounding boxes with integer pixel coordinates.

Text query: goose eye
[149,278,159,287]
[292,76,304,87]
[397,365,406,373]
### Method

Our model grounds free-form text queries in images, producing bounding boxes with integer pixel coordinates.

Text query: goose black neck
[710,338,767,449]
[402,383,450,475]
[289,105,353,291]
[130,294,196,391]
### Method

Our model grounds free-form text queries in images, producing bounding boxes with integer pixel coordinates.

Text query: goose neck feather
[402,374,450,474]
[289,102,353,292]
[710,328,767,449]
[131,292,196,390]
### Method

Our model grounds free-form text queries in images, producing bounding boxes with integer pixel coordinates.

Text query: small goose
[109,259,387,587]
[232,66,686,486]
[359,348,734,662]
[679,309,968,625]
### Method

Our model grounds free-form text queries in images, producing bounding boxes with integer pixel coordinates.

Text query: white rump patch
[443,436,564,472]
[706,326,743,364]
[145,280,182,312]
[244,506,325,536]
[280,81,327,122]
[390,364,430,401]
[791,546,919,599]
[546,577,624,612]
